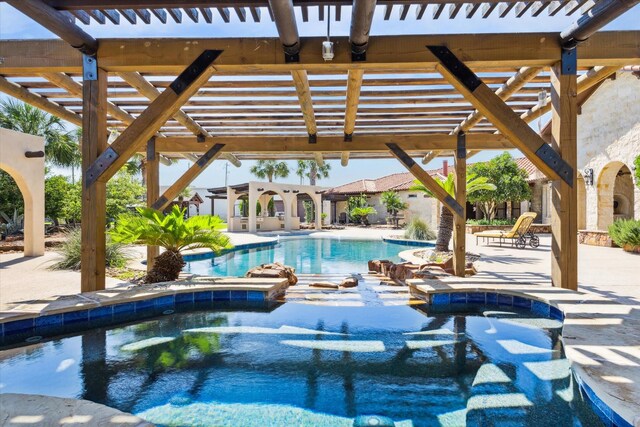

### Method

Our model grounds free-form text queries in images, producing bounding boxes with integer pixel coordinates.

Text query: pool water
[184,238,424,277]
[0,299,602,427]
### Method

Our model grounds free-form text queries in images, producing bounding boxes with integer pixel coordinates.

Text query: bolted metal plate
[152,195,168,211]
[344,133,353,142]
[24,150,45,158]
[170,50,223,95]
[535,144,574,187]
[444,194,465,217]
[146,137,156,161]
[196,143,225,168]
[387,143,416,167]
[457,132,466,159]
[561,48,577,75]
[197,133,206,143]
[427,46,482,92]
[82,54,97,81]
[85,147,119,187]
[308,133,317,144]
[284,52,300,63]
[352,51,366,62]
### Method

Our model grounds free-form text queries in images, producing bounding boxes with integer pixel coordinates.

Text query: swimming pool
[0,293,603,427]
[184,238,425,277]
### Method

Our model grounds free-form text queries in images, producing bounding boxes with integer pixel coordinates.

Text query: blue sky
[1,3,638,188]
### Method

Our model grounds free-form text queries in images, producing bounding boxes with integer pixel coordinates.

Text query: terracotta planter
[622,244,640,254]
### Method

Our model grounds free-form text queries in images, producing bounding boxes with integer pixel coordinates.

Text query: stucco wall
[577,72,640,230]
[0,128,45,256]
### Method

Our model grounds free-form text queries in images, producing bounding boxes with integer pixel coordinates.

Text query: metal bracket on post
[146,137,156,162]
[284,52,299,63]
[196,133,206,143]
[561,48,577,75]
[456,132,466,159]
[344,133,353,142]
[82,54,97,81]
[352,51,366,62]
[308,133,317,144]
[85,147,119,188]
[535,143,574,187]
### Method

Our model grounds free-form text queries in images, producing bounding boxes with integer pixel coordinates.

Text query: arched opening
[292,191,321,230]
[597,162,635,230]
[577,174,587,230]
[254,190,287,231]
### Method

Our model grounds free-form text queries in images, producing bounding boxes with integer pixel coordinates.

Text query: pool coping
[0,278,289,336]
[406,278,640,427]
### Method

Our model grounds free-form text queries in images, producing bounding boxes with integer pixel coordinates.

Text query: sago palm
[410,173,496,251]
[250,160,290,182]
[110,205,233,283]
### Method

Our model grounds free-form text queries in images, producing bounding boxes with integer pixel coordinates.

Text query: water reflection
[0,303,604,427]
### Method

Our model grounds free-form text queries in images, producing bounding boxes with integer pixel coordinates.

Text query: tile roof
[326,157,542,195]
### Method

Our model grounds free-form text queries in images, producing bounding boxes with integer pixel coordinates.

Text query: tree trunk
[435,205,454,252]
[310,165,317,186]
[146,250,185,283]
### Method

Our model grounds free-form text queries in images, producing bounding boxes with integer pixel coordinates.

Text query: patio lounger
[474,212,540,249]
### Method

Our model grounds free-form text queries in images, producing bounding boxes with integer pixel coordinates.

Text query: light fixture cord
[327,5,331,41]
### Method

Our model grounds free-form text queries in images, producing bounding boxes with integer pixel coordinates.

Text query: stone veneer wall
[578,72,640,230]
[578,230,615,247]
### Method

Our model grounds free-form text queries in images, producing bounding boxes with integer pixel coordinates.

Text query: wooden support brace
[85,49,222,187]
[80,67,107,293]
[452,132,467,277]
[387,143,464,217]
[550,60,578,290]
[152,143,225,211]
[145,138,160,271]
[427,45,573,186]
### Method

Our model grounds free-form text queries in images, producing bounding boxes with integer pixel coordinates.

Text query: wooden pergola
[1,0,638,293]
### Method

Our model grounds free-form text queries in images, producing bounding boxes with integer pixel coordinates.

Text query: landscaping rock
[340,277,358,288]
[368,259,391,273]
[309,281,340,289]
[246,263,298,285]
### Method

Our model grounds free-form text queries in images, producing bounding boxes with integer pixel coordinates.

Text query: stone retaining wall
[465,224,551,234]
[578,230,616,247]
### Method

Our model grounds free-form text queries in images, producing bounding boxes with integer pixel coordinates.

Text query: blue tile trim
[550,305,564,321]
[113,302,136,315]
[230,290,248,301]
[467,292,486,304]
[89,306,113,320]
[381,237,435,248]
[450,293,467,304]
[175,292,194,304]
[486,293,498,305]
[194,291,213,302]
[135,299,154,311]
[513,296,532,309]
[247,291,265,301]
[531,301,550,317]
[63,310,89,324]
[3,318,34,335]
[35,314,64,328]
[154,295,175,308]
[497,294,513,307]
[213,290,231,301]
[182,240,277,262]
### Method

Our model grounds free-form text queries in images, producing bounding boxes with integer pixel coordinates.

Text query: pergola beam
[429,45,572,185]
[2,32,637,74]
[85,49,222,186]
[387,143,464,217]
[6,0,98,55]
[152,143,225,211]
[116,71,241,167]
[151,133,513,154]
[0,76,82,126]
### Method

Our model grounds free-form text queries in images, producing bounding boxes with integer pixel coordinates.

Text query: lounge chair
[474,212,540,249]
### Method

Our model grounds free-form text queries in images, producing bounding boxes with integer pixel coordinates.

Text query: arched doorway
[597,161,635,230]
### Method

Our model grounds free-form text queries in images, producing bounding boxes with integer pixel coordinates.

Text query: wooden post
[453,133,467,277]
[146,138,160,272]
[81,64,107,293]
[550,59,578,290]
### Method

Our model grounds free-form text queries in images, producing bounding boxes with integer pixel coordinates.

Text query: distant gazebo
[208,182,325,232]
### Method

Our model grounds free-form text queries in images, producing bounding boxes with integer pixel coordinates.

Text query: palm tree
[110,205,232,283]
[0,99,80,168]
[410,173,495,252]
[249,160,290,182]
[381,190,408,227]
[296,160,331,185]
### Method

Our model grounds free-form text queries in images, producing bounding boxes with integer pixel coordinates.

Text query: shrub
[404,217,437,241]
[351,206,376,226]
[609,219,640,248]
[51,227,132,270]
